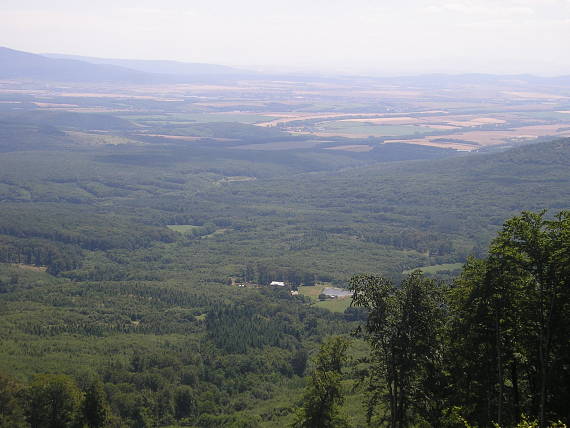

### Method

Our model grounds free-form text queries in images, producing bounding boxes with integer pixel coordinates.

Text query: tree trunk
[512,360,521,423]
[391,378,397,428]
[496,315,503,426]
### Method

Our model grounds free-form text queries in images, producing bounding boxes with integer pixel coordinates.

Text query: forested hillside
[0,102,569,427]
[2,211,568,427]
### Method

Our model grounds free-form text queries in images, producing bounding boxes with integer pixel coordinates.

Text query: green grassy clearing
[166,224,201,234]
[201,228,230,239]
[298,284,326,299]
[315,297,353,313]
[299,284,353,313]
[403,262,464,275]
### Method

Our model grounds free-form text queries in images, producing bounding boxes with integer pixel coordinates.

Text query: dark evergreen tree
[174,386,196,420]
[291,348,309,377]
[82,378,109,428]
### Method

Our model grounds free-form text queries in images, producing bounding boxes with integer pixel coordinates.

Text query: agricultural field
[3,74,570,155]
[315,297,353,313]
[299,284,356,313]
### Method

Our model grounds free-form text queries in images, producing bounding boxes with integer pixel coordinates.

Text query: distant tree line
[0,237,82,274]
[361,228,455,256]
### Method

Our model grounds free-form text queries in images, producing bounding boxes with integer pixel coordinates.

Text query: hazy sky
[1,0,570,75]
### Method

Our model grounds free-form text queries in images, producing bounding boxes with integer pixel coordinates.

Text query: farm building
[322,287,352,298]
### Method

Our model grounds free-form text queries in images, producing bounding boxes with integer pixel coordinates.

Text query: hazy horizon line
[3,45,570,79]
[17,47,567,79]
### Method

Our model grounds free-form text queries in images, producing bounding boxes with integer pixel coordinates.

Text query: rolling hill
[0,47,152,82]
[44,53,252,77]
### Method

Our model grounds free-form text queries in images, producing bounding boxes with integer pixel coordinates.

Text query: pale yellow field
[34,102,79,108]
[443,117,506,127]
[384,139,479,151]
[385,124,570,150]
[260,112,509,136]
[256,113,390,127]
[13,264,47,272]
[502,91,568,100]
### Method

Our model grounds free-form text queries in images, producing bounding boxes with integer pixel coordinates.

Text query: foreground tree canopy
[293,336,351,428]
[349,210,569,428]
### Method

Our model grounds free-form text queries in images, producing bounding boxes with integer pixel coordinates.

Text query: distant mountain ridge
[0,47,254,83]
[43,53,253,76]
[0,47,152,82]
[2,46,570,86]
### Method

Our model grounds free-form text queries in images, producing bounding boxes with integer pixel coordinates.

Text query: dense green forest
[2,211,568,427]
[0,105,569,427]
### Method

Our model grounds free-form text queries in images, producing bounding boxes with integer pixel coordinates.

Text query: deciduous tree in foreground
[293,336,351,428]
[349,210,569,428]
